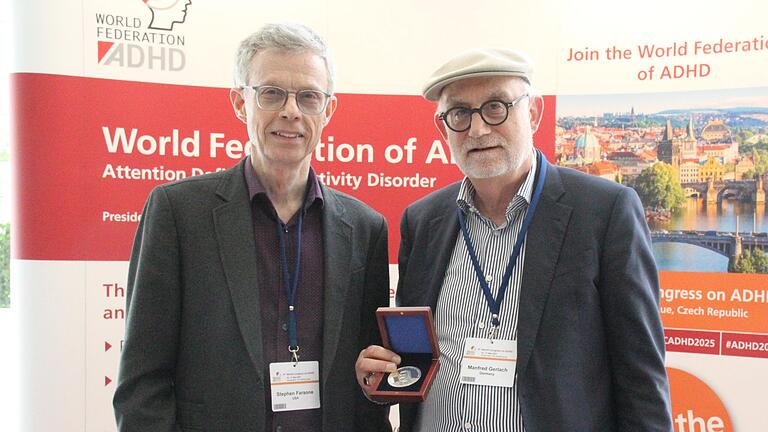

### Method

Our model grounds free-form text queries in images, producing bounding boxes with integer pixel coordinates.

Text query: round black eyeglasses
[438,93,529,132]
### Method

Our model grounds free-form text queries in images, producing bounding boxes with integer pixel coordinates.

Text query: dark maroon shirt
[243,156,325,432]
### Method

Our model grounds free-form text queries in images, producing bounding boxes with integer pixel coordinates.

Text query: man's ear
[229,88,247,123]
[322,95,338,127]
[528,95,544,133]
[433,112,449,142]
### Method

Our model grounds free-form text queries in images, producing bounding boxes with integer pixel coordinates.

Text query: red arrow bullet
[105,376,112,386]
[105,341,112,352]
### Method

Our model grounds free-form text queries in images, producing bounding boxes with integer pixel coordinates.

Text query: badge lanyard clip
[489,314,500,340]
[289,345,300,366]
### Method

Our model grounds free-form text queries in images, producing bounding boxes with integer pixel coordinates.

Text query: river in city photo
[649,197,767,272]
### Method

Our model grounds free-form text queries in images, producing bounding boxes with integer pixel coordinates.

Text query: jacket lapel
[422,211,460,311]
[516,164,572,376]
[397,182,462,312]
[213,159,266,378]
[319,186,353,384]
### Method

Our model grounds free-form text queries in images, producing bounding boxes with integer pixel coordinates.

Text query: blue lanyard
[276,207,304,364]
[457,150,548,332]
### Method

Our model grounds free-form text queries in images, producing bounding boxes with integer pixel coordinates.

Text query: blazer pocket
[176,400,204,431]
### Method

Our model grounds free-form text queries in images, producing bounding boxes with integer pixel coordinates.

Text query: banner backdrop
[11,0,768,430]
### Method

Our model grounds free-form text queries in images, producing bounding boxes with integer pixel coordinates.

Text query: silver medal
[387,366,422,388]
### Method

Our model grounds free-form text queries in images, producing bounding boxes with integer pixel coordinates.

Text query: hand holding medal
[355,307,440,403]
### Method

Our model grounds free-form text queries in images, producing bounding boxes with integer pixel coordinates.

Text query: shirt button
[478,322,485,329]
[464,422,472,429]
[281,322,288,331]
[493,230,501,236]
[276,426,283,432]
[485,275,493,282]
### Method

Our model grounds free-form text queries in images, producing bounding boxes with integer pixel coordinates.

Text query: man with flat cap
[355,49,672,431]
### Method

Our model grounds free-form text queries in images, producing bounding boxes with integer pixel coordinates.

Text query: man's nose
[280,94,302,119]
[467,112,491,138]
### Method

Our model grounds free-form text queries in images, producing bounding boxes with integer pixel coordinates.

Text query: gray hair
[437,77,537,112]
[233,23,336,94]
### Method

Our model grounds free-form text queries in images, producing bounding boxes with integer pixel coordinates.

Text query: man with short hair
[356,48,672,431]
[114,23,391,432]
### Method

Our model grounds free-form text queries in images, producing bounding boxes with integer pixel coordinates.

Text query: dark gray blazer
[113,159,391,432]
[396,160,672,431]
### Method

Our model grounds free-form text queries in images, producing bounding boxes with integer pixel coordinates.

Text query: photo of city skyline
[556,87,768,273]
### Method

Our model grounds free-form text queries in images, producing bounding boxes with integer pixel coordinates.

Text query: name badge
[459,337,517,387]
[269,361,321,412]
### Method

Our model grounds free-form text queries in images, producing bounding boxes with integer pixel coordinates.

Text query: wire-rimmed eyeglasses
[438,93,530,132]
[240,85,331,115]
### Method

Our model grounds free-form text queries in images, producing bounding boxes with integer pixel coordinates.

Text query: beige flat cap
[422,48,534,101]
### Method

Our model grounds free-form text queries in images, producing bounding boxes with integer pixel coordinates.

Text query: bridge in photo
[682,178,765,204]
[651,230,768,269]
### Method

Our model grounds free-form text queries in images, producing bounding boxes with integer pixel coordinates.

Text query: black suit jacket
[113,159,391,432]
[396,160,672,431]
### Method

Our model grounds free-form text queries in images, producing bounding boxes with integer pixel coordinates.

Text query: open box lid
[375,306,439,359]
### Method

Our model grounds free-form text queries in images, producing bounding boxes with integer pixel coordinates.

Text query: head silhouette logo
[142,0,191,31]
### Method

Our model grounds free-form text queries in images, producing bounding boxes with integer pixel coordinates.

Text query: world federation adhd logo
[96,0,192,71]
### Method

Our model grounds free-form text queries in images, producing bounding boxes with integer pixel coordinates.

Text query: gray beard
[458,135,528,179]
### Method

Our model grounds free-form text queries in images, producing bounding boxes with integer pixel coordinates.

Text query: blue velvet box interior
[376,313,435,392]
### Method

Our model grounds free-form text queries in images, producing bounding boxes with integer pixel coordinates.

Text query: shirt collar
[243,155,324,211]
[456,149,538,217]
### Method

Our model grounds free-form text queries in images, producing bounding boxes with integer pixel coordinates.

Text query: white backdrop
[11,0,768,430]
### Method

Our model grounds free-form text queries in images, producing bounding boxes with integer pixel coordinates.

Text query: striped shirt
[415,155,538,432]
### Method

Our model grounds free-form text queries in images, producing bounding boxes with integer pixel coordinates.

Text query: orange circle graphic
[668,367,733,431]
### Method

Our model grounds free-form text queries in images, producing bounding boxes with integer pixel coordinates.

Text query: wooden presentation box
[368,307,440,403]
